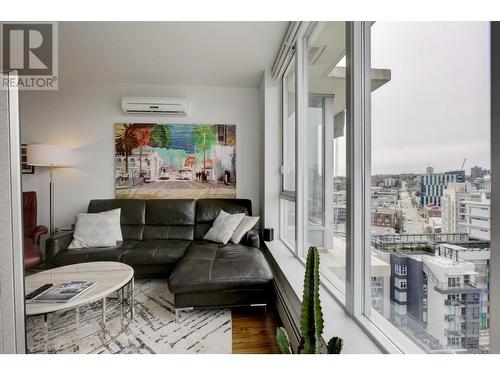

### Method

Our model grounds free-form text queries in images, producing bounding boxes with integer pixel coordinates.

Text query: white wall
[20,82,260,228]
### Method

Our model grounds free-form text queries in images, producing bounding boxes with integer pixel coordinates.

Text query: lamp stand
[49,165,55,236]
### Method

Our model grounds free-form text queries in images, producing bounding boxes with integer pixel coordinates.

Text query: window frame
[280,56,297,252]
[279,22,349,297]
[346,22,426,353]
[281,56,297,200]
[300,24,348,295]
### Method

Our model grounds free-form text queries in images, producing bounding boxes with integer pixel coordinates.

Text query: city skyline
[371,22,490,175]
[369,165,490,177]
[333,22,491,176]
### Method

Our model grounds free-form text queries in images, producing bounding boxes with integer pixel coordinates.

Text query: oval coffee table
[25,262,134,353]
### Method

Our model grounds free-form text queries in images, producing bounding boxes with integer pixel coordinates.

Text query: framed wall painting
[21,144,35,174]
[115,123,236,199]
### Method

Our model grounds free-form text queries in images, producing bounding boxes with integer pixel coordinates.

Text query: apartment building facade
[389,251,483,353]
[459,198,491,241]
[438,243,491,348]
[470,166,490,179]
[441,182,491,240]
[420,170,465,207]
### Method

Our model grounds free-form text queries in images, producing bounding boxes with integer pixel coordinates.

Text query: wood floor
[231,305,282,354]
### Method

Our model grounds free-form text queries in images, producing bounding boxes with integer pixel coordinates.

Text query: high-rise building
[420,170,465,207]
[426,166,434,175]
[441,182,490,240]
[390,253,428,333]
[423,254,481,353]
[472,174,491,191]
[470,166,490,179]
[438,243,490,350]
[458,196,491,241]
[389,251,482,353]
[442,183,480,233]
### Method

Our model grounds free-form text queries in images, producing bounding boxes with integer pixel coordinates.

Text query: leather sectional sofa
[46,198,273,319]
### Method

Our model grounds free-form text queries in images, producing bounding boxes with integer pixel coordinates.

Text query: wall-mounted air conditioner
[121,97,188,115]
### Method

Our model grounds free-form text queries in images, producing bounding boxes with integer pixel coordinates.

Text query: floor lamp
[26,144,75,236]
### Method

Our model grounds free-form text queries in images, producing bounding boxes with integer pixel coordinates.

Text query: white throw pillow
[203,210,245,244]
[68,208,122,249]
[231,215,260,244]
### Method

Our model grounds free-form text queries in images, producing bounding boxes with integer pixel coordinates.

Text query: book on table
[28,281,96,303]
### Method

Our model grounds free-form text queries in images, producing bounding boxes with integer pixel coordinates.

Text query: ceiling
[58,22,288,88]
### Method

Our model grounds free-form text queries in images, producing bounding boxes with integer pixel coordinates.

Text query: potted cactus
[276,246,343,354]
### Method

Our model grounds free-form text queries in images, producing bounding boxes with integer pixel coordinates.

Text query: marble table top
[25,262,134,316]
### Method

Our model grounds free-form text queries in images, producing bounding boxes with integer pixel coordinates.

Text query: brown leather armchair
[23,191,48,269]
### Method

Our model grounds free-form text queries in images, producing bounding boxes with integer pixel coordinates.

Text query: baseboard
[264,247,301,350]
[272,280,301,350]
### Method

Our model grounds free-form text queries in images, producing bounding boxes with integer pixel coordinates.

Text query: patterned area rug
[26,278,232,354]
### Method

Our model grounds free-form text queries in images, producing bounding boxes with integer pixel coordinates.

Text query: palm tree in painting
[115,124,139,176]
[132,125,152,173]
[150,124,173,149]
[191,125,216,174]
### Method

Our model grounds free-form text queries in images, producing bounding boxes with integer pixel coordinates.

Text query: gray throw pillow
[68,208,122,249]
[231,215,260,244]
[203,210,245,244]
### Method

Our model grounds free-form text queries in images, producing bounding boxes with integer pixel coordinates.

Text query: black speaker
[263,227,274,242]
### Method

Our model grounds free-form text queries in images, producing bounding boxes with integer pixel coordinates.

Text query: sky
[370,22,491,175]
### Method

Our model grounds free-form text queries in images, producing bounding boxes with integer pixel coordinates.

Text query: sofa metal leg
[175,307,194,323]
[175,309,180,323]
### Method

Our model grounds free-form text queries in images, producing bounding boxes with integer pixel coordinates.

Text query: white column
[0,71,26,353]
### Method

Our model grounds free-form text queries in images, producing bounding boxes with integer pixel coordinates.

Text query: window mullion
[361,21,372,317]
[345,21,371,317]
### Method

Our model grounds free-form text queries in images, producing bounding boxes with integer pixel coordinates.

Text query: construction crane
[460,158,467,171]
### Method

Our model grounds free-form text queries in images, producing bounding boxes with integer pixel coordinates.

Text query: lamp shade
[26,144,75,167]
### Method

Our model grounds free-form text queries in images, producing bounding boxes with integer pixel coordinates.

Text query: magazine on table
[27,281,96,303]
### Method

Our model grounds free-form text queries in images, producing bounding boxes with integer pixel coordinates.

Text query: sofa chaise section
[168,240,273,308]
[167,199,273,315]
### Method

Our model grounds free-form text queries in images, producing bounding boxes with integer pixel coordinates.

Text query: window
[278,21,347,291]
[464,275,471,285]
[303,21,347,292]
[394,265,407,276]
[368,22,491,354]
[275,21,492,355]
[395,278,407,289]
[448,277,460,288]
[473,307,480,319]
[280,59,297,251]
[283,60,296,194]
